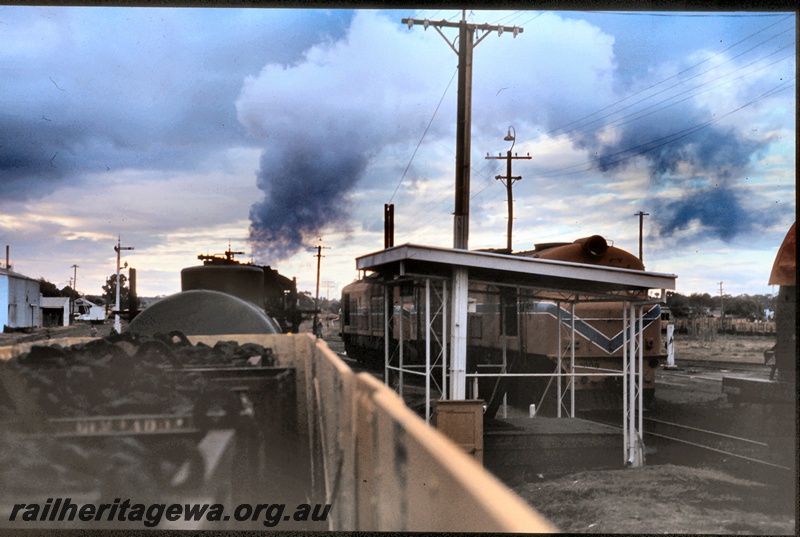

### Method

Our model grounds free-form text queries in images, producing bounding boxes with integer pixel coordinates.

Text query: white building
[41,296,71,327]
[0,267,41,330]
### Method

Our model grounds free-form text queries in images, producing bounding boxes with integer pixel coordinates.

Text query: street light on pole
[485,126,531,253]
[114,236,134,334]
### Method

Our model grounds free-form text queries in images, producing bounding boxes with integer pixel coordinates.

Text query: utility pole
[718,281,724,318]
[403,12,524,401]
[486,127,531,252]
[70,264,79,320]
[312,241,330,338]
[71,264,79,293]
[322,280,335,301]
[403,13,523,251]
[634,211,649,262]
[114,236,134,334]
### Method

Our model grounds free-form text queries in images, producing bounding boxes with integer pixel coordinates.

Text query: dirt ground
[673,332,776,364]
[513,332,796,535]
[515,464,796,534]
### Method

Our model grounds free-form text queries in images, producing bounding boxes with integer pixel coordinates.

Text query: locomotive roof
[355,243,676,300]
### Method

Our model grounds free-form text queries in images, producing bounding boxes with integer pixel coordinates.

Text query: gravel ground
[513,333,796,535]
[515,463,796,534]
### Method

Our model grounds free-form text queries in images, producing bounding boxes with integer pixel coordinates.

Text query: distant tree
[326,298,341,314]
[38,278,61,297]
[60,285,80,301]
[666,292,690,318]
[102,274,129,310]
[687,293,715,316]
[298,290,315,311]
[666,291,779,320]
[38,278,80,299]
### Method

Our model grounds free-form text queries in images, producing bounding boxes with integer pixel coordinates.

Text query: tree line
[39,276,775,323]
[666,291,776,321]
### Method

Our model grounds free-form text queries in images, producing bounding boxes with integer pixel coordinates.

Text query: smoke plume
[235,11,451,261]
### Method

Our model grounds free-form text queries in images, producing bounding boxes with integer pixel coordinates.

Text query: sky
[0,6,795,301]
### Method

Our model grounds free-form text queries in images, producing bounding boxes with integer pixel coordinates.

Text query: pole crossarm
[402,18,524,48]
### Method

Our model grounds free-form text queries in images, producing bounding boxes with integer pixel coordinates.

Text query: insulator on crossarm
[407,18,414,29]
[423,19,430,29]
[498,26,503,36]
[513,27,519,37]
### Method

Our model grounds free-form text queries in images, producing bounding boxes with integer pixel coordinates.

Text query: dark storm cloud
[584,100,767,183]
[657,185,771,241]
[0,7,354,201]
[577,100,775,241]
[568,78,778,242]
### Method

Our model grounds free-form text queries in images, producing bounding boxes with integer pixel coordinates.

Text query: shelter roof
[356,243,676,300]
[41,297,70,308]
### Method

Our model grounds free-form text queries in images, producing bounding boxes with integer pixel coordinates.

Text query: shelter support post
[450,267,469,399]
[557,301,562,418]
[570,301,576,418]
[624,301,645,467]
[425,278,431,422]
[384,284,390,387]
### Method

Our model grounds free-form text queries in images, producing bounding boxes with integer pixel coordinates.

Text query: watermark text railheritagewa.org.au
[9,498,331,528]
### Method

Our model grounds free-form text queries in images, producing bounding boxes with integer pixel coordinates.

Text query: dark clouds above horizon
[1,7,354,200]
[0,7,795,296]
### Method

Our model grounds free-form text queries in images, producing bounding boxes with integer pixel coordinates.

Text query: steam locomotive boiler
[127,248,303,337]
[182,248,303,333]
[340,235,665,412]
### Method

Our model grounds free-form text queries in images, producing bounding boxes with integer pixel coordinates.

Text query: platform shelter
[355,243,677,467]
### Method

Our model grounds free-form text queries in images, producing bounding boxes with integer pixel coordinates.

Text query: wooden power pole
[634,211,649,262]
[402,12,524,400]
[486,127,531,252]
[402,12,524,250]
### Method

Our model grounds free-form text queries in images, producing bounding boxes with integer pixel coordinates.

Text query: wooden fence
[672,318,776,337]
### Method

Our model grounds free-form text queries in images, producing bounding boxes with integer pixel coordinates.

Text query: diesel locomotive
[340,235,665,413]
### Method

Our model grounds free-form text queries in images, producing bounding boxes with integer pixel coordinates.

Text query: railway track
[341,345,795,479]
[579,410,794,484]
[666,359,772,375]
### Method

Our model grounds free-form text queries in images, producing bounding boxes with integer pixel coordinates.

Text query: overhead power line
[548,15,794,138]
[389,68,458,204]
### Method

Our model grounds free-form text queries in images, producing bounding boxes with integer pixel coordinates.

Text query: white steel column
[501,298,508,415]
[628,301,635,464]
[570,301,576,417]
[441,280,448,400]
[425,278,432,423]
[556,301,562,418]
[384,284,390,385]
[627,301,644,467]
[638,304,644,462]
[622,301,629,464]
[450,267,469,399]
[399,286,405,399]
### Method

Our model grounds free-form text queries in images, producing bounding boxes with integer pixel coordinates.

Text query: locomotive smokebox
[181,264,265,309]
